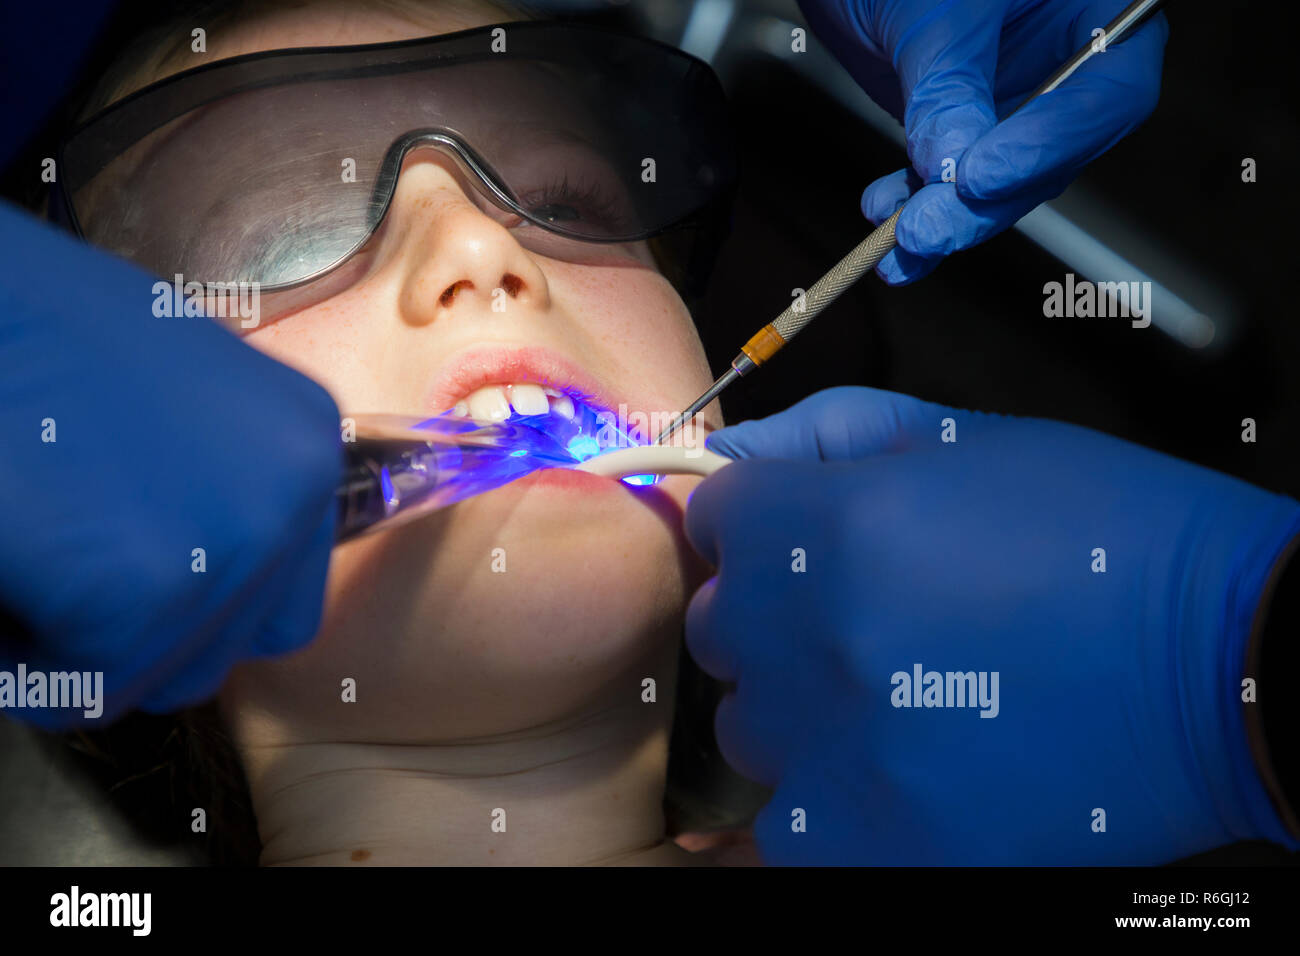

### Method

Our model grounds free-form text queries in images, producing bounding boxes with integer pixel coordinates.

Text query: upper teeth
[452,384,575,422]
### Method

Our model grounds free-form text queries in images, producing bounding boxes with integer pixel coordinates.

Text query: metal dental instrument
[335,414,578,542]
[655,0,1167,445]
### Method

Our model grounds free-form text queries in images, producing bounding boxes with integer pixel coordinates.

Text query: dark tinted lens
[475,31,734,242]
[69,83,381,287]
[61,23,735,288]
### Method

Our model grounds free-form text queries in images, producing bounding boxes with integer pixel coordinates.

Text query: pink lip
[425,345,642,424]
[513,467,624,493]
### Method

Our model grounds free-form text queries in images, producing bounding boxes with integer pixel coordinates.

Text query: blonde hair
[80,0,531,120]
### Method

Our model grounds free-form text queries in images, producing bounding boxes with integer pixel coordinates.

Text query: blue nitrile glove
[684,386,1300,864]
[797,0,1169,284]
[0,203,340,728]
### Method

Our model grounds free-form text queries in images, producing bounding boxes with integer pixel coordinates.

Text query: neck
[227,688,697,866]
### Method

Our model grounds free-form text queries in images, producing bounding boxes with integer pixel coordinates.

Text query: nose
[389,146,551,327]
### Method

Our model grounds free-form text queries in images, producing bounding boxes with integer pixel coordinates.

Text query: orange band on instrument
[740,324,786,366]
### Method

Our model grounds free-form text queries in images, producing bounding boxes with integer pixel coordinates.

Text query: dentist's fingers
[712,690,784,788]
[863,170,1075,284]
[251,502,335,656]
[684,576,736,683]
[891,0,1005,183]
[703,386,948,462]
[959,5,1168,202]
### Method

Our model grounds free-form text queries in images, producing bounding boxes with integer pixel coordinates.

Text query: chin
[231,472,701,742]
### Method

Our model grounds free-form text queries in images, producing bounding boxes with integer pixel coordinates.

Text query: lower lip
[508,466,624,494]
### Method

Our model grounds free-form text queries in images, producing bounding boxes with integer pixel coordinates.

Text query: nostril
[500,273,523,297]
[439,280,474,307]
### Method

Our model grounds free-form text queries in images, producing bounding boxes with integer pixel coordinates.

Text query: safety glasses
[55,21,736,291]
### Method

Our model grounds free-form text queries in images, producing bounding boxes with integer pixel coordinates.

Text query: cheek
[554,264,707,368]
[242,287,408,413]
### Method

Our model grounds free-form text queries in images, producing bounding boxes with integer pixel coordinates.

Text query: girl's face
[163,2,724,741]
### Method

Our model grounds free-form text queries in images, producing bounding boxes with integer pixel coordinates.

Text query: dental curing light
[336,413,575,542]
[336,407,730,542]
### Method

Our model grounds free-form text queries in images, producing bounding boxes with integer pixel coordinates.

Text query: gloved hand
[685,386,1300,864]
[0,203,340,728]
[797,0,1169,284]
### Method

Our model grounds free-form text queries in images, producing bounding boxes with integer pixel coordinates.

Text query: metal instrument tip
[655,367,740,445]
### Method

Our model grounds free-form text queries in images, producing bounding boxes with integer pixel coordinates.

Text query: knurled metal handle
[772,208,900,341]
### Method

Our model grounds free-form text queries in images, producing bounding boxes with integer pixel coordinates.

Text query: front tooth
[452,401,469,417]
[508,383,549,416]
[467,385,511,422]
[551,393,575,420]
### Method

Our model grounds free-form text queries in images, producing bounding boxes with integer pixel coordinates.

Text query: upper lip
[425,344,651,429]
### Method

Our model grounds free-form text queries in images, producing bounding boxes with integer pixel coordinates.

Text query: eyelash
[522,174,623,228]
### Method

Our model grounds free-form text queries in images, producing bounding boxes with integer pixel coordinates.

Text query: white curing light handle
[574,446,733,479]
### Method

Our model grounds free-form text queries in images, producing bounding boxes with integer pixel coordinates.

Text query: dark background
[641,0,1300,864]
[1,0,1297,866]
[690,0,1300,497]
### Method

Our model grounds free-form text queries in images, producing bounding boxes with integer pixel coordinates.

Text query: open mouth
[432,383,661,486]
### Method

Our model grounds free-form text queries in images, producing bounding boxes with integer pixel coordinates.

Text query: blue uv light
[565,434,602,460]
[430,392,663,489]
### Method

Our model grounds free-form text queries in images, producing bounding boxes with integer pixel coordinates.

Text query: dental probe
[655,0,1167,446]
